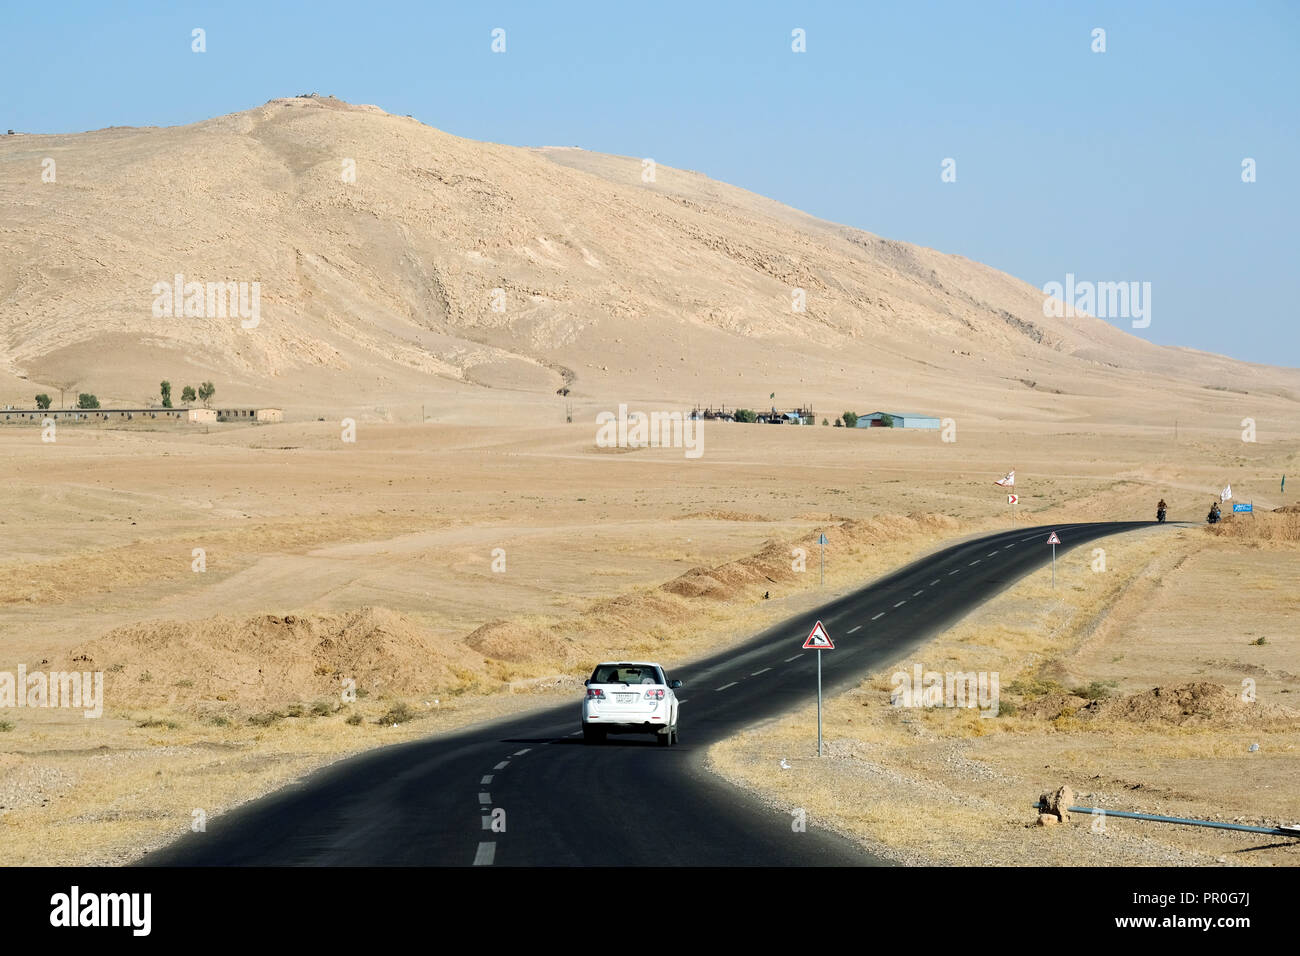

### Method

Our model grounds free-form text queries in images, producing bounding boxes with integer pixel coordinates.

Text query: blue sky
[5,0,1297,367]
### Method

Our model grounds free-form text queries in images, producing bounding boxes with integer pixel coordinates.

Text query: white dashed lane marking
[716,682,738,691]
[969,560,981,566]
[473,842,496,866]
[847,625,861,634]
[481,814,492,830]
[480,775,493,785]
[784,655,801,662]
[912,590,924,597]
[948,569,960,575]
[494,761,509,771]
[478,792,491,805]
[929,579,940,586]
[513,748,531,756]
[752,667,772,676]
[871,612,885,620]
[893,600,906,608]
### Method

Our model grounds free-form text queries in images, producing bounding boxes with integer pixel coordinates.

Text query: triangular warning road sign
[1046,531,1060,545]
[803,620,835,649]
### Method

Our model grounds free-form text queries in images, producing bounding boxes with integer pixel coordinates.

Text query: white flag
[1221,485,1232,502]
[994,470,1015,487]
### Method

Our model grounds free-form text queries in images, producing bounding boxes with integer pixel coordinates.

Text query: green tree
[821,418,829,426]
[842,411,859,428]
[160,380,172,408]
[879,413,896,428]
[181,385,197,404]
[734,408,757,423]
[198,381,216,407]
[35,394,51,410]
[77,393,100,409]
[834,417,843,427]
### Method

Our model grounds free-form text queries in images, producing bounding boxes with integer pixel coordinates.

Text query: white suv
[581,661,682,746]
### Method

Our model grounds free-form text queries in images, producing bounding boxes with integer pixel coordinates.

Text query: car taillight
[586,688,605,699]
[644,689,665,700]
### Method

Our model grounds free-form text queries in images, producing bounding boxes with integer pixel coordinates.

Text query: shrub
[35,394,51,410]
[734,409,757,423]
[1070,680,1118,701]
[77,393,100,409]
[378,701,415,725]
[136,717,180,729]
[248,710,287,727]
[842,411,859,428]
[345,712,363,726]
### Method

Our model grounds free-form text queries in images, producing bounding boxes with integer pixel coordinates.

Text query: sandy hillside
[1,94,1298,430]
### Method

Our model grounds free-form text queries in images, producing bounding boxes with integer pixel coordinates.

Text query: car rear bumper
[583,715,670,731]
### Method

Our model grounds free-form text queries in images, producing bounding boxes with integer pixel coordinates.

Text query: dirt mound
[1207,510,1300,542]
[66,607,484,712]
[675,510,771,522]
[662,513,959,601]
[1082,681,1295,727]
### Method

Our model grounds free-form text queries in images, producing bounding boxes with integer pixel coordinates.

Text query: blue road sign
[1233,503,1253,513]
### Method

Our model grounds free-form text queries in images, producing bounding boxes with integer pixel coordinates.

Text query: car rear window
[592,664,663,685]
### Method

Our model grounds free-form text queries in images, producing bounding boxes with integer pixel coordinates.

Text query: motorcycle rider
[1157,498,1168,522]
[1208,501,1221,523]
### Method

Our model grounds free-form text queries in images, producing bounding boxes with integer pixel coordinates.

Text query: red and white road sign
[1007,494,1018,505]
[803,620,835,649]
[1046,531,1060,545]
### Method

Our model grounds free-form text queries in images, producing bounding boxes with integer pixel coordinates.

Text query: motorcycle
[1207,508,1221,524]
[1157,507,1166,523]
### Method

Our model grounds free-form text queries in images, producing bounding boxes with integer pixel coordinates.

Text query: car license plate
[615,693,635,703]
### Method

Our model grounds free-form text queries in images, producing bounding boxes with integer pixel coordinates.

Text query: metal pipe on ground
[1031,803,1300,837]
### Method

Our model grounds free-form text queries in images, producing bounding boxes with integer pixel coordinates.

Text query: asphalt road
[143,520,1155,867]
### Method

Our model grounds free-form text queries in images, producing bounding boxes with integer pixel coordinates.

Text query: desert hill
[1,95,1296,428]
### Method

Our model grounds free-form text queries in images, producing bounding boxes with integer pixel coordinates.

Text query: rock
[1039,785,1075,823]
[1036,813,1058,827]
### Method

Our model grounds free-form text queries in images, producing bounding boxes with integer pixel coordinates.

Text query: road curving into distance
[143,521,1156,867]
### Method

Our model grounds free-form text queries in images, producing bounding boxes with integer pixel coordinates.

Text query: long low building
[855,411,942,429]
[2,407,185,422]
[2,405,284,424]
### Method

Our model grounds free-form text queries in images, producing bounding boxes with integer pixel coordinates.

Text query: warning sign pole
[803,620,835,756]
[817,649,823,755]
[818,532,828,589]
[1047,531,1061,587]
